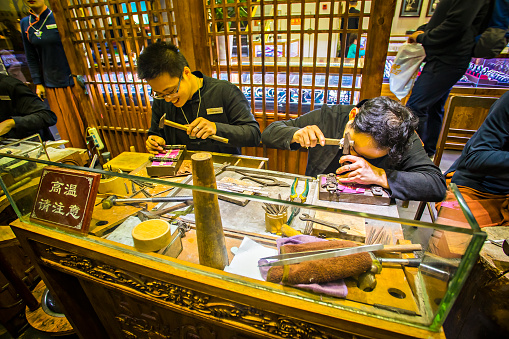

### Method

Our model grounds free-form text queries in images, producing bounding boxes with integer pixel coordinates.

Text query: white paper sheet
[224,236,278,280]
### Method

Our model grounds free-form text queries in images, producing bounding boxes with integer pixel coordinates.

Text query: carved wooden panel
[33,244,356,339]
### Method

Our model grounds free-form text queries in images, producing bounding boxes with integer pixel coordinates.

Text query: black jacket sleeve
[261,107,324,150]
[1,75,57,134]
[416,0,488,47]
[386,134,447,202]
[147,100,165,139]
[215,84,261,147]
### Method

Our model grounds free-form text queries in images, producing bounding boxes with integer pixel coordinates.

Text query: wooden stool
[26,281,74,336]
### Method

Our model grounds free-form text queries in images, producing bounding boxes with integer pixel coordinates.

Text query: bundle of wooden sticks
[262,202,288,216]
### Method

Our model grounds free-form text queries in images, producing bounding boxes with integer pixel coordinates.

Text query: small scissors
[235,170,290,187]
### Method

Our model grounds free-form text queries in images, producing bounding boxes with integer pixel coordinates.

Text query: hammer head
[158,113,166,129]
[343,132,351,156]
[102,195,117,209]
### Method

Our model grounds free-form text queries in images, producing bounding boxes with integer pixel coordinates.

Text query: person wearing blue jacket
[346,34,365,58]
[20,0,86,149]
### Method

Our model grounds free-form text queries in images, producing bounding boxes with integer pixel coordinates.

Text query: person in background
[338,0,360,58]
[137,42,261,155]
[261,96,446,202]
[0,73,57,140]
[442,92,509,227]
[20,0,87,149]
[347,33,365,58]
[406,0,490,159]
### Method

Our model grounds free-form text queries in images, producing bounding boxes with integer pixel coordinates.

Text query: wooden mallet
[158,113,229,144]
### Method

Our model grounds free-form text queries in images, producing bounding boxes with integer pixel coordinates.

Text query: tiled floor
[0,151,462,338]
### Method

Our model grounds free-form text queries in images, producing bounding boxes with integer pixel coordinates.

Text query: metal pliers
[235,170,290,187]
[290,178,309,203]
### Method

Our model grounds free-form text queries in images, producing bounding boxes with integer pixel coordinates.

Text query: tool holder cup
[265,211,287,235]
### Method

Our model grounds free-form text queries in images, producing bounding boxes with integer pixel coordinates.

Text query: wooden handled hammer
[158,113,229,144]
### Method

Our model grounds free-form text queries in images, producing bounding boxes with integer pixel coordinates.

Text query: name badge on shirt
[206,107,223,115]
[46,24,57,29]
[0,95,11,101]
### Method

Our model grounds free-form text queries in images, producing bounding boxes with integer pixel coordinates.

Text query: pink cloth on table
[441,201,459,208]
[321,176,327,185]
[156,150,179,158]
[259,235,348,298]
[339,185,365,194]
[152,161,174,166]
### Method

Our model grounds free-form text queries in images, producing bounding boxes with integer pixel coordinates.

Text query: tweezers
[235,170,290,187]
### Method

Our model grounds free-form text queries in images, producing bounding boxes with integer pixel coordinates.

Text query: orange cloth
[437,172,509,227]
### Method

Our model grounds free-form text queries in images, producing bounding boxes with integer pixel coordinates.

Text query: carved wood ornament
[43,247,348,339]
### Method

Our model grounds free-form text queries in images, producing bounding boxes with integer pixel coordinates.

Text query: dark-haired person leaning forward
[261,96,446,202]
[137,42,261,154]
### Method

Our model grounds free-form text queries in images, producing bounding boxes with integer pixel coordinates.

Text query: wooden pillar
[191,153,229,270]
[360,0,396,100]
[49,0,85,76]
[174,0,212,76]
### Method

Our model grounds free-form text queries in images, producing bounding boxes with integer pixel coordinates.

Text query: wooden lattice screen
[50,0,395,174]
[50,0,185,156]
[204,0,395,173]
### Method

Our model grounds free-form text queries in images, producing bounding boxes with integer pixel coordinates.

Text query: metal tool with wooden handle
[158,114,229,144]
[259,244,384,267]
[323,138,342,146]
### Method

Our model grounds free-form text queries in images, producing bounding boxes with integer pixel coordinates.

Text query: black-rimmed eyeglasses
[150,74,182,100]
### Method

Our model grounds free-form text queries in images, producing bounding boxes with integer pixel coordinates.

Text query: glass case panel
[0,148,485,333]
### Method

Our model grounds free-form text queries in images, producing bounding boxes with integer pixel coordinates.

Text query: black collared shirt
[148,71,261,154]
[262,104,447,202]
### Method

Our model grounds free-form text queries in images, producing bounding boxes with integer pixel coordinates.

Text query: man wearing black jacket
[0,74,57,140]
[138,42,261,155]
[261,97,446,202]
[406,0,491,157]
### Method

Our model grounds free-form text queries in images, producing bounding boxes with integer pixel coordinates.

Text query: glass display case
[0,143,486,338]
[384,56,509,89]
[384,37,509,89]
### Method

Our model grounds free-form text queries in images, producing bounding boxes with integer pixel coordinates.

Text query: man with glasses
[137,42,261,154]
[261,96,446,202]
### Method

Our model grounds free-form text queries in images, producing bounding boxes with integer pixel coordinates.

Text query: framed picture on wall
[427,0,440,17]
[400,0,423,17]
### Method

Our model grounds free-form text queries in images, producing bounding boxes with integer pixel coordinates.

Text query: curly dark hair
[137,42,189,80]
[351,96,418,164]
